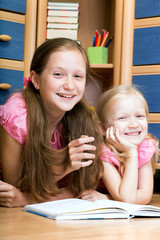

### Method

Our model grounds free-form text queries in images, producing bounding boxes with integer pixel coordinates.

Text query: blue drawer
[148,123,160,145]
[0,68,23,105]
[133,26,160,65]
[149,123,160,162]
[135,0,160,19]
[0,20,24,61]
[0,0,26,14]
[132,75,160,113]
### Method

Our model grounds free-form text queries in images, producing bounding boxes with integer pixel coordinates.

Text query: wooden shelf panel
[90,63,113,68]
[90,63,113,74]
[0,59,24,71]
[0,10,25,23]
[134,17,160,29]
[148,114,160,123]
[132,65,160,75]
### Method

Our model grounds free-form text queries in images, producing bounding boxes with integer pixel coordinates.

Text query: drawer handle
[0,34,12,42]
[0,83,12,90]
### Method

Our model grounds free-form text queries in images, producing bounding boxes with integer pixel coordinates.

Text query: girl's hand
[0,180,32,207]
[106,127,137,154]
[68,135,96,170]
[79,190,110,201]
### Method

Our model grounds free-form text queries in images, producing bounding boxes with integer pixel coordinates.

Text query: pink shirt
[0,93,64,149]
[0,93,65,180]
[101,138,156,174]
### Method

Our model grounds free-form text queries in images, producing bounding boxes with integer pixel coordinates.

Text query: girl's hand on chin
[106,127,137,154]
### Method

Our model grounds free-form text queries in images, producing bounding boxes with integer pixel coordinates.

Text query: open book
[23,198,160,220]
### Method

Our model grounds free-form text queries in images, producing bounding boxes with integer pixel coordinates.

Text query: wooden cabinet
[120,0,160,168]
[133,1,160,168]
[2,1,159,155]
[36,0,125,106]
[0,0,37,104]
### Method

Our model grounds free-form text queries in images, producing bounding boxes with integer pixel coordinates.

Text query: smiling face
[32,49,86,119]
[106,94,148,146]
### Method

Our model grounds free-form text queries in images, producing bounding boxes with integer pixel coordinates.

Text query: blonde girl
[80,85,159,204]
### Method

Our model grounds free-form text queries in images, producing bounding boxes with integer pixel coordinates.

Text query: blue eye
[75,74,84,81]
[54,73,61,76]
[75,75,81,78]
[118,116,126,120]
[137,115,145,118]
[53,72,63,78]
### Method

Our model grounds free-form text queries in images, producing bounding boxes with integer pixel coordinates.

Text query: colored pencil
[100,31,109,47]
[105,37,113,47]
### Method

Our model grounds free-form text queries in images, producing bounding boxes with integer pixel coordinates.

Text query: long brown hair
[17,38,103,200]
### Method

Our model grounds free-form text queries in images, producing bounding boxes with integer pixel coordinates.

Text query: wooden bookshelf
[121,0,160,170]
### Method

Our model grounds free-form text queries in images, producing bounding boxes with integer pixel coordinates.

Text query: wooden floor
[0,194,160,240]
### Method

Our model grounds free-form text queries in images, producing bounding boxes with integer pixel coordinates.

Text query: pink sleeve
[100,144,121,172]
[0,93,27,144]
[138,138,156,168]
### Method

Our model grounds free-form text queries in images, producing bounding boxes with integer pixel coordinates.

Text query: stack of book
[46,2,80,40]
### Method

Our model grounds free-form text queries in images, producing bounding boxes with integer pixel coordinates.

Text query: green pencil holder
[87,47,108,64]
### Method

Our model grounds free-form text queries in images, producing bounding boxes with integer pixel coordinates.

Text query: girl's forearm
[0,181,38,207]
[118,153,138,203]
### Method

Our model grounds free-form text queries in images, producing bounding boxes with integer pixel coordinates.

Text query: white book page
[24,199,112,217]
[95,199,160,214]
[24,198,160,218]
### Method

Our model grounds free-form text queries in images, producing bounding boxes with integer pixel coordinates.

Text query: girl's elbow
[113,192,137,204]
[134,191,153,205]
[119,196,136,204]
[141,194,153,205]
[120,193,153,205]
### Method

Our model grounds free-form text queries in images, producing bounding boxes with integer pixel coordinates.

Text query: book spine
[48,2,79,7]
[47,16,78,24]
[23,209,54,219]
[47,6,79,10]
[47,29,78,40]
[47,23,79,29]
[47,10,79,17]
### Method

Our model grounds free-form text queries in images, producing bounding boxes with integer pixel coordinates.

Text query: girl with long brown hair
[0,38,103,207]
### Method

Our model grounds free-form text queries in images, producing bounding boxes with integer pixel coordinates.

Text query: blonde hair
[97,85,149,126]
[97,85,159,173]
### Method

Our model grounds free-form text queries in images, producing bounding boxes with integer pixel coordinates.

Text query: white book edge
[23,198,160,220]
[48,10,79,17]
[47,29,78,40]
[47,23,79,29]
[48,2,79,7]
[47,16,78,24]
[47,6,79,10]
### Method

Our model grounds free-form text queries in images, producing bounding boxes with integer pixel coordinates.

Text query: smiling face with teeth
[31,49,87,121]
[106,93,148,146]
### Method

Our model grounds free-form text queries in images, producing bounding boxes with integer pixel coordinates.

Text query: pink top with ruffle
[0,93,65,180]
[101,138,156,174]
[0,93,63,149]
